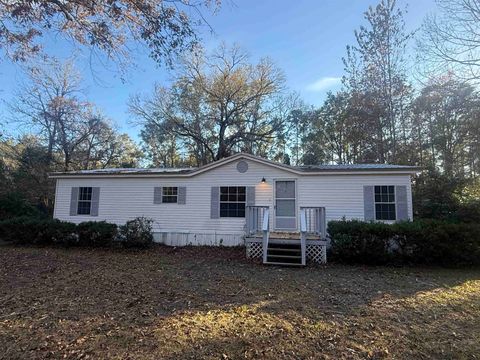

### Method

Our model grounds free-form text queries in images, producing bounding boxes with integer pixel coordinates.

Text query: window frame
[77,187,93,215]
[219,186,246,218]
[162,186,178,204]
[374,185,396,221]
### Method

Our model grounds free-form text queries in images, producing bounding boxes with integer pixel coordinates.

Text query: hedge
[77,221,117,247]
[0,217,155,249]
[0,217,76,245]
[0,217,116,247]
[328,219,480,266]
[0,193,46,219]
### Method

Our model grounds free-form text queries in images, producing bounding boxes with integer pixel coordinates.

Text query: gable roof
[49,152,421,178]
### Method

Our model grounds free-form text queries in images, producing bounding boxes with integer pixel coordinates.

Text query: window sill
[374,219,396,224]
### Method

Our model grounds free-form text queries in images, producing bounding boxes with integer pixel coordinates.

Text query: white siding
[53,159,413,246]
[297,174,413,224]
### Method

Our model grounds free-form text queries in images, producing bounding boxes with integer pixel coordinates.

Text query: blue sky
[0,0,436,140]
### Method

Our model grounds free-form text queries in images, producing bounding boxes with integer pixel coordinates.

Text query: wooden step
[267,249,301,256]
[268,239,300,242]
[263,261,304,267]
[267,255,302,265]
[250,232,321,240]
[267,254,301,259]
[269,231,300,239]
[267,247,301,253]
[268,243,301,250]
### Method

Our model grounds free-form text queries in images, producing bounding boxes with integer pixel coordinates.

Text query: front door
[274,180,297,230]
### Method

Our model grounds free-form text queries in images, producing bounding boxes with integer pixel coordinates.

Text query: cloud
[306,77,342,92]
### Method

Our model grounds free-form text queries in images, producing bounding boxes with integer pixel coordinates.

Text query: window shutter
[153,187,162,204]
[363,186,375,221]
[178,187,187,205]
[246,186,255,207]
[211,187,220,219]
[70,187,79,216]
[90,187,100,216]
[396,185,408,221]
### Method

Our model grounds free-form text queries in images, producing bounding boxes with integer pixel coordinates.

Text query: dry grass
[0,245,479,359]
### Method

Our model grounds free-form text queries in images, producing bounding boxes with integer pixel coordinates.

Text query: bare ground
[0,245,479,359]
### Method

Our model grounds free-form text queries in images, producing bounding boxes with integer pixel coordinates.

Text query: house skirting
[153,231,244,247]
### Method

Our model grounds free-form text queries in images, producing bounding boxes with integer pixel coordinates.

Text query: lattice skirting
[245,242,327,264]
[246,242,263,259]
[306,244,327,264]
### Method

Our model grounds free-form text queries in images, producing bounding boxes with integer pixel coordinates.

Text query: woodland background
[0,0,478,221]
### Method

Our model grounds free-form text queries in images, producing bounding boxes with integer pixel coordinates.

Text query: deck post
[300,208,307,266]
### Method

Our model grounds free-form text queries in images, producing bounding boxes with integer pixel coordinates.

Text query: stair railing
[262,208,270,263]
[300,208,307,266]
[246,206,269,236]
[300,207,327,239]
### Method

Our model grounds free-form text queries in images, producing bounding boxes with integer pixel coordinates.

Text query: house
[50,153,419,266]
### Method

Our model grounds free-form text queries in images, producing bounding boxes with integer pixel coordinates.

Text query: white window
[77,187,92,215]
[220,186,246,218]
[162,187,178,203]
[374,186,396,221]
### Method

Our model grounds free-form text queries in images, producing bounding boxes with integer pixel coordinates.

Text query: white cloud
[306,76,342,92]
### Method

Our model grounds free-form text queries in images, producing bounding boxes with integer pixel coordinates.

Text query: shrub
[328,219,480,266]
[48,221,78,246]
[0,217,77,245]
[77,221,117,247]
[0,216,34,244]
[118,217,154,248]
[328,220,393,264]
[0,193,45,220]
[451,200,480,223]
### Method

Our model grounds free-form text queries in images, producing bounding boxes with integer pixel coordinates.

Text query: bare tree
[77,121,144,169]
[9,59,84,165]
[129,44,286,165]
[418,0,480,82]
[343,0,413,163]
[9,59,142,171]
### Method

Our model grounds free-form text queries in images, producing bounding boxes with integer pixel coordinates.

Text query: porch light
[261,177,266,183]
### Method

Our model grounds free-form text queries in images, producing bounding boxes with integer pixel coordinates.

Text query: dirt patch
[0,245,479,359]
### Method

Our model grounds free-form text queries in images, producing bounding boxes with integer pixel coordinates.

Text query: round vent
[236,160,249,173]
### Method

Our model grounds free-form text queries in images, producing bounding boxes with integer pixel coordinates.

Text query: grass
[0,245,479,359]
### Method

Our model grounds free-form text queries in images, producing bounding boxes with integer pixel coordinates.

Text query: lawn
[0,245,479,359]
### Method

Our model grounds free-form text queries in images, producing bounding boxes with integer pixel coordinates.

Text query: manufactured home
[51,153,418,266]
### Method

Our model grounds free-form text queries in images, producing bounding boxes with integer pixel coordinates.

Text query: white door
[274,180,297,230]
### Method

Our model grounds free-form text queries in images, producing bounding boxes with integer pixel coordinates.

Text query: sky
[0,0,437,140]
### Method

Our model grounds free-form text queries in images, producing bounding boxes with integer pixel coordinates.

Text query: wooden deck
[245,231,328,247]
[246,231,323,241]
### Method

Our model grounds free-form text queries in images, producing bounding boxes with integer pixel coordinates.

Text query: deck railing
[246,206,270,263]
[246,206,269,236]
[300,207,327,238]
[262,208,270,264]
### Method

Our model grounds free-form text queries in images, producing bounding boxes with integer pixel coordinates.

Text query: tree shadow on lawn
[0,245,479,359]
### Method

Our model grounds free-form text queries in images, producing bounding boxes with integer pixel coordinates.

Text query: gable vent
[236,160,249,173]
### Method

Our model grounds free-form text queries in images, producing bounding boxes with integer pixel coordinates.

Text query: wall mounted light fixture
[261,177,266,183]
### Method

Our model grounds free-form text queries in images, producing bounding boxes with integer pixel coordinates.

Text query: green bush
[0,217,77,245]
[48,221,78,246]
[0,193,45,220]
[328,219,480,266]
[77,221,117,247]
[118,217,154,248]
[451,200,480,223]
